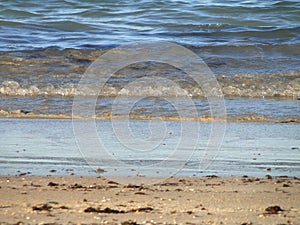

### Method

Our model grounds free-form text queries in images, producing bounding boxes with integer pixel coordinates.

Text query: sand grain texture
[0,176,299,225]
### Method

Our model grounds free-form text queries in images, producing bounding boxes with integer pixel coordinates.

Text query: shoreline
[0,110,300,123]
[0,175,299,224]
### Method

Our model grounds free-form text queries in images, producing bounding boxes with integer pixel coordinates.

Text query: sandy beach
[0,175,299,225]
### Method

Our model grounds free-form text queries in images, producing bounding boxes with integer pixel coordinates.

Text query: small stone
[265,175,272,179]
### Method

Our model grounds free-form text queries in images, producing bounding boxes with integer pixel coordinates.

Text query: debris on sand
[32,204,52,211]
[47,182,59,187]
[84,207,125,214]
[121,221,140,225]
[130,207,153,212]
[84,206,154,214]
[265,205,283,214]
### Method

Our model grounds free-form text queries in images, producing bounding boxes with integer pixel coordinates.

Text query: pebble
[96,168,105,173]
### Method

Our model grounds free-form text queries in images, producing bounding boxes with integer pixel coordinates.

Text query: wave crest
[1,76,299,98]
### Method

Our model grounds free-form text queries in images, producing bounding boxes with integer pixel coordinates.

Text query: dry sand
[0,175,299,225]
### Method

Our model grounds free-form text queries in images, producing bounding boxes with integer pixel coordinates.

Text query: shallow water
[0,48,299,121]
[0,49,300,98]
[0,96,299,122]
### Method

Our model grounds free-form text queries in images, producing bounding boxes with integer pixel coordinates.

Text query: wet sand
[0,175,299,225]
[1,118,300,178]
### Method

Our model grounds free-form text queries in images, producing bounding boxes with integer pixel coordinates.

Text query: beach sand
[0,175,299,225]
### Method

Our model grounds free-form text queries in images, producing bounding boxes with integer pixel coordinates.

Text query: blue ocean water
[1,0,300,50]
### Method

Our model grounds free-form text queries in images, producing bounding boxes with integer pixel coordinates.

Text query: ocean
[1,0,300,120]
[0,0,299,178]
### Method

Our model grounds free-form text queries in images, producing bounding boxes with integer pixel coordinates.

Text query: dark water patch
[43,21,96,32]
[1,9,40,18]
